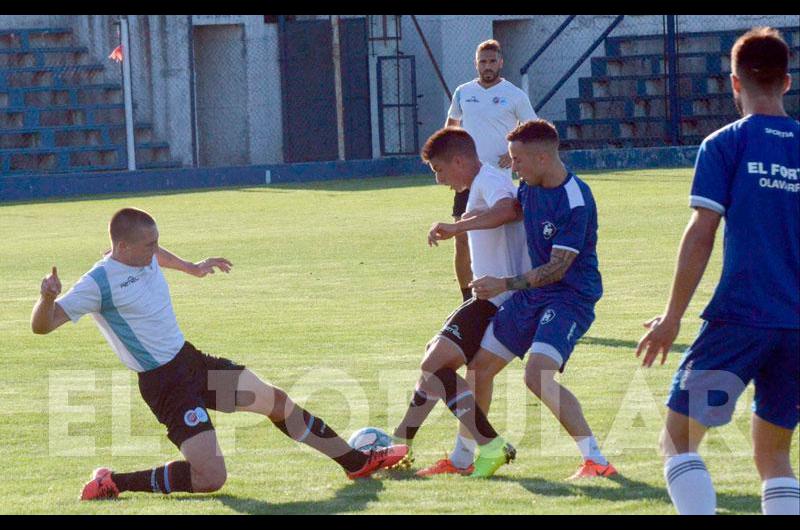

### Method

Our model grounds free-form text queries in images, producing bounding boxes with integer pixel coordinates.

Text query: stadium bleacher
[0,27,179,174]
[556,27,800,150]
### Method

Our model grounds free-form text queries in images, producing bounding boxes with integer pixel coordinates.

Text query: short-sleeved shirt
[466,164,532,305]
[448,79,537,172]
[517,173,602,305]
[56,254,185,371]
[689,114,800,329]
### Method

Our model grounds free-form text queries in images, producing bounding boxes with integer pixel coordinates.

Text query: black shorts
[437,297,498,364]
[138,341,246,449]
[452,188,470,219]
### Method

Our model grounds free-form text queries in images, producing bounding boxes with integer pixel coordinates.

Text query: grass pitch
[0,169,797,514]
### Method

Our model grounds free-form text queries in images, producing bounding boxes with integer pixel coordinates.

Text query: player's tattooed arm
[508,248,578,290]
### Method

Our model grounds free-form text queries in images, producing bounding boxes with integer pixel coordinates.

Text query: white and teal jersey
[56,254,184,372]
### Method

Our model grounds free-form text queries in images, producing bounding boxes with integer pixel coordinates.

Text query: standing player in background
[446,39,537,304]
[32,208,408,501]
[469,119,617,479]
[636,27,799,515]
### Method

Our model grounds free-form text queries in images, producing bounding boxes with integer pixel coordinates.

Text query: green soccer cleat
[469,438,516,478]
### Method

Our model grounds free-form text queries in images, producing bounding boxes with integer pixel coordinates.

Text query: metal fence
[1,14,798,176]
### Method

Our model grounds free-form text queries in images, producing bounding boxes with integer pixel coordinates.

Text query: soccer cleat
[567,459,618,480]
[388,447,415,471]
[469,439,516,478]
[415,457,474,477]
[347,444,410,479]
[79,467,119,501]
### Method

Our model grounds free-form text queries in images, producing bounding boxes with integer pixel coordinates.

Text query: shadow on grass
[494,473,761,513]
[582,336,691,353]
[174,479,385,515]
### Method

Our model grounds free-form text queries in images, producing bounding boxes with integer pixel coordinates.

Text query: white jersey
[466,164,533,306]
[448,78,537,174]
[56,254,184,372]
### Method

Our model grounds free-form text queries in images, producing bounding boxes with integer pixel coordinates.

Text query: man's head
[109,208,159,267]
[475,39,503,85]
[730,27,791,115]
[421,127,481,192]
[506,119,560,186]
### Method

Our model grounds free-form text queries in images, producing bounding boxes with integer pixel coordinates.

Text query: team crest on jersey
[542,221,556,239]
[492,96,508,106]
[541,309,556,325]
[184,407,209,427]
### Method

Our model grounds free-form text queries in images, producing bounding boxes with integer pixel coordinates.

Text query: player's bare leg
[234,369,407,478]
[752,414,799,514]
[659,409,715,514]
[180,430,227,492]
[523,354,615,479]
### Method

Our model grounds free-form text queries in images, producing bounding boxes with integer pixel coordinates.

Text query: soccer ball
[347,427,392,453]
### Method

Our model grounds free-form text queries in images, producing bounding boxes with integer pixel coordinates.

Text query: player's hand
[469,275,506,300]
[40,266,62,300]
[636,315,680,368]
[497,153,512,169]
[427,222,459,247]
[191,257,233,277]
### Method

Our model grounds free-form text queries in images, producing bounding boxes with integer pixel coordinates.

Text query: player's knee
[265,386,290,421]
[524,365,551,397]
[193,458,227,492]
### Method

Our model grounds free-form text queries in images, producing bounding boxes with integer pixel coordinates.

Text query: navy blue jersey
[517,173,603,304]
[690,114,800,329]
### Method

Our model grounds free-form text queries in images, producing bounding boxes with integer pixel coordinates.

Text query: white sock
[575,435,608,465]
[664,453,716,515]
[762,477,800,515]
[449,433,477,469]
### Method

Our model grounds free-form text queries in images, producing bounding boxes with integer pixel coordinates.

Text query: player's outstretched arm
[157,247,233,278]
[31,266,70,334]
[636,208,721,367]
[470,247,577,299]
[428,198,521,247]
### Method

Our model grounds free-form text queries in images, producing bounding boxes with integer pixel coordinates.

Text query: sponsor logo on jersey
[120,275,140,288]
[541,309,556,325]
[764,127,794,138]
[465,96,480,103]
[184,407,209,427]
[542,221,556,239]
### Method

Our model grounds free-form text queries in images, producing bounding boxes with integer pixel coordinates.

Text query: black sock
[273,405,368,473]
[393,388,437,441]
[111,461,192,494]
[461,287,473,302]
[431,367,498,445]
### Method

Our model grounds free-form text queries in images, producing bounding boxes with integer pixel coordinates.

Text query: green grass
[0,169,797,514]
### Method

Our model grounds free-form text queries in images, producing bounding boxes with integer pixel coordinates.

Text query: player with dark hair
[32,208,408,500]
[636,27,799,515]
[468,119,617,479]
[390,126,529,477]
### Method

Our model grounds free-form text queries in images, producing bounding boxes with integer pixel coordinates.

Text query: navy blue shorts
[667,321,800,429]
[489,290,595,370]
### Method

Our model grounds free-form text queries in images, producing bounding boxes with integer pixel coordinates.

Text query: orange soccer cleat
[79,467,120,501]
[415,458,474,477]
[347,445,410,479]
[568,459,618,480]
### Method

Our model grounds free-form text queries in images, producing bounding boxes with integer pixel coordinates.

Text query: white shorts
[480,321,564,367]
